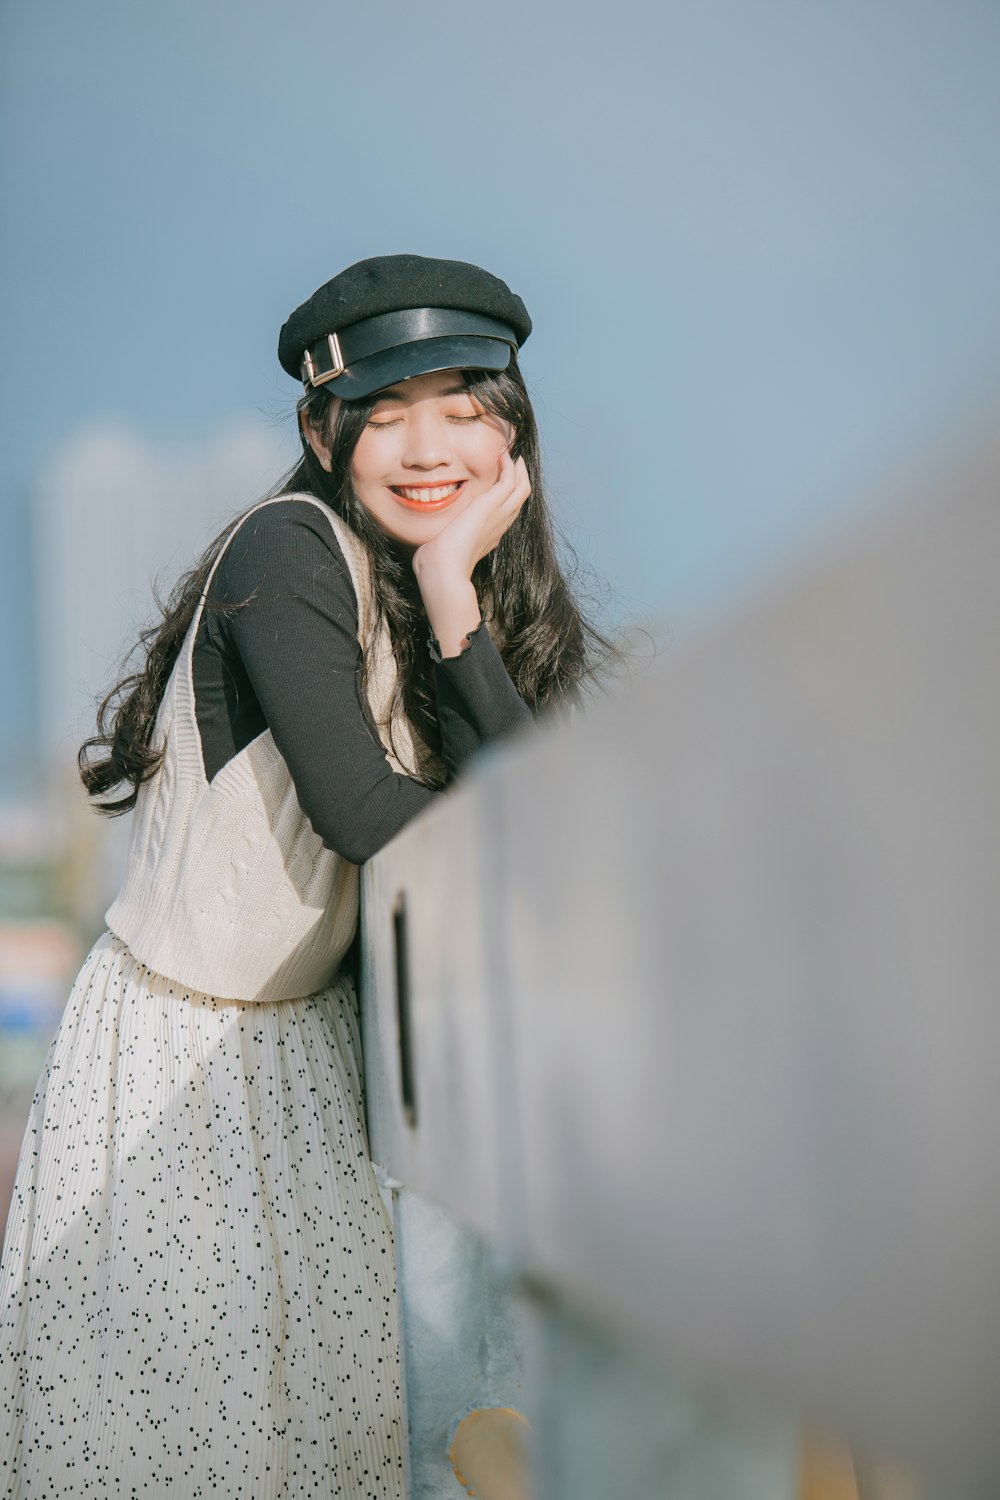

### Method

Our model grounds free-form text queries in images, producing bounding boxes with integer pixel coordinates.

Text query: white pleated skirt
[0,931,404,1499]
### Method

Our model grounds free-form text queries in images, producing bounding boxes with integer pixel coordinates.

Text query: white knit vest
[106,494,438,1003]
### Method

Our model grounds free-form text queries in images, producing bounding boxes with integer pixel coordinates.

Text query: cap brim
[322,335,512,401]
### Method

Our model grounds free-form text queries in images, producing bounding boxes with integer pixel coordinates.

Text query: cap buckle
[302,332,346,387]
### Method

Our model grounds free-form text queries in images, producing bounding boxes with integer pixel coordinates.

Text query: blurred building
[0,417,296,966]
[33,417,293,766]
[0,418,295,1164]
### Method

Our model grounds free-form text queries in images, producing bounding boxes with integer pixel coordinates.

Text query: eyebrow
[373,381,470,403]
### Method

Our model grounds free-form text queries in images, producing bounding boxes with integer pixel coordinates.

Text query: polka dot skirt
[0,931,404,1498]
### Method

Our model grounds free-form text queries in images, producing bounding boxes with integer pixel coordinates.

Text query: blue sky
[3,0,1000,782]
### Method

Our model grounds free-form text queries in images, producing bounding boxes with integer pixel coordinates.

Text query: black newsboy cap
[278,254,532,401]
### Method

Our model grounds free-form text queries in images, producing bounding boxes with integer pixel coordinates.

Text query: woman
[0,254,614,1497]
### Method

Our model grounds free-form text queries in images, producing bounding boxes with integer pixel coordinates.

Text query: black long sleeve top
[189,498,534,865]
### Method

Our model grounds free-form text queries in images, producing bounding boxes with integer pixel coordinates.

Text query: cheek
[464,423,510,474]
[349,433,392,490]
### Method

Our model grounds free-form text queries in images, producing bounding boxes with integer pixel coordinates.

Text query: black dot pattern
[0,932,404,1497]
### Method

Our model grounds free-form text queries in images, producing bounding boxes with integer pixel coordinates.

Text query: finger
[499,451,527,492]
[499,485,531,532]
[496,445,515,482]
[503,461,531,508]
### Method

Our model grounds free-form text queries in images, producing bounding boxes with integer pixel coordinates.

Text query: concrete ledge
[362,439,1000,1496]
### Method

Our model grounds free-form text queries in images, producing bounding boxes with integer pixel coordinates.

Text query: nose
[400,409,453,471]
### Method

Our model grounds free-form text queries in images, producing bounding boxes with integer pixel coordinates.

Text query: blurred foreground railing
[360,442,1000,1500]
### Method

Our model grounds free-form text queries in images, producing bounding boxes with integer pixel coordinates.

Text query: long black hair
[79,359,621,812]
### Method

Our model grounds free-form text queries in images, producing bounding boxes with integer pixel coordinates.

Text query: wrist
[427,608,486,664]
[411,546,468,589]
[420,577,482,660]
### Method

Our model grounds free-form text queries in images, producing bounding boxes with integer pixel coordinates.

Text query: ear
[299,408,334,472]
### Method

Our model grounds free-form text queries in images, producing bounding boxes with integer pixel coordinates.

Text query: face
[308,368,512,548]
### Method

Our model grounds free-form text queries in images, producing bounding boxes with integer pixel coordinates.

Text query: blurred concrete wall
[361,439,1000,1499]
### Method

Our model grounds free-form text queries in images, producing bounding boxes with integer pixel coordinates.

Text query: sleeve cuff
[427,610,486,664]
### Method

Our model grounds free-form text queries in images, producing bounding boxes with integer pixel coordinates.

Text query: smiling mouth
[389,481,466,511]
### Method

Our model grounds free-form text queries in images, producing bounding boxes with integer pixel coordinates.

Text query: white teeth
[396,483,462,503]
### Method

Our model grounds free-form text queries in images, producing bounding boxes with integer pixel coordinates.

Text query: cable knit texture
[106,494,436,1003]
